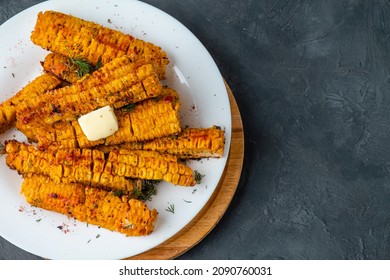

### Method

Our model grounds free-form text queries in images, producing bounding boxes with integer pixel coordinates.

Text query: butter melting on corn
[78,105,118,141]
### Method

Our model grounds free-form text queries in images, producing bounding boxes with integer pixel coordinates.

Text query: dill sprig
[70,57,94,78]
[133,180,159,201]
[121,103,137,113]
[194,171,205,184]
[64,47,94,78]
[165,203,175,214]
[111,189,124,197]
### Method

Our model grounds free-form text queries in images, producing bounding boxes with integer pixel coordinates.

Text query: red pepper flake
[164,95,173,103]
[49,193,58,198]
[57,223,70,234]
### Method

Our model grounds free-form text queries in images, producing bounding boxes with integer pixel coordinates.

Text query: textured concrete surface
[1,0,390,260]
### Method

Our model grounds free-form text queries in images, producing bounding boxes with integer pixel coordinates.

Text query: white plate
[0,0,231,259]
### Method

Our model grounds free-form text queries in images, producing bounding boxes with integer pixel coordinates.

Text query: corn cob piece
[23,87,181,150]
[85,186,158,236]
[22,173,86,220]
[106,126,226,159]
[5,140,136,193]
[31,10,168,79]
[0,73,62,133]
[16,57,162,131]
[22,174,158,236]
[86,87,181,146]
[5,140,196,187]
[107,149,195,186]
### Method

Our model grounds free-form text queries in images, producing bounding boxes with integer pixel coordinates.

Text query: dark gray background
[1,0,390,260]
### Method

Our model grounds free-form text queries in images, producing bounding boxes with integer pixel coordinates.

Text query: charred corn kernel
[106,126,225,159]
[15,57,162,129]
[0,74,61,133]
[21,174,157,236]
[31,10,168,79]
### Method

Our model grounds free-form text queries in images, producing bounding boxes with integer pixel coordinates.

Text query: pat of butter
[78,106,118,141]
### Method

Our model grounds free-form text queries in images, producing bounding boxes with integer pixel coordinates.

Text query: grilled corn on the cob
[22,174,158,236]
[105,87,181,145]
[22,173,86,219]
[104,126,225,159]
[6,141,136,193]
[0,73,62,133]
[16,57,162,134]
[85,185,158,236]
[21,87,181,149]
[5,140,196,187]
[31,10,168,79]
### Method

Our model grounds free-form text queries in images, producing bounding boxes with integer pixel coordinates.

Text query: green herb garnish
[69,57,94,78]
[194,171,205,184]
[64,47,94,78]
[0,141,4,156]
[165,203,175,214]
[133,180,159,201]
[121,103,137,113]
[112,189,124,197]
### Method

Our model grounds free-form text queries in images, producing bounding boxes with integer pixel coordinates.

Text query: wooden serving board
[127,82,244,260]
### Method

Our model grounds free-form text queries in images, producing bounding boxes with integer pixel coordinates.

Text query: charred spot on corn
[51,104,61,114]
